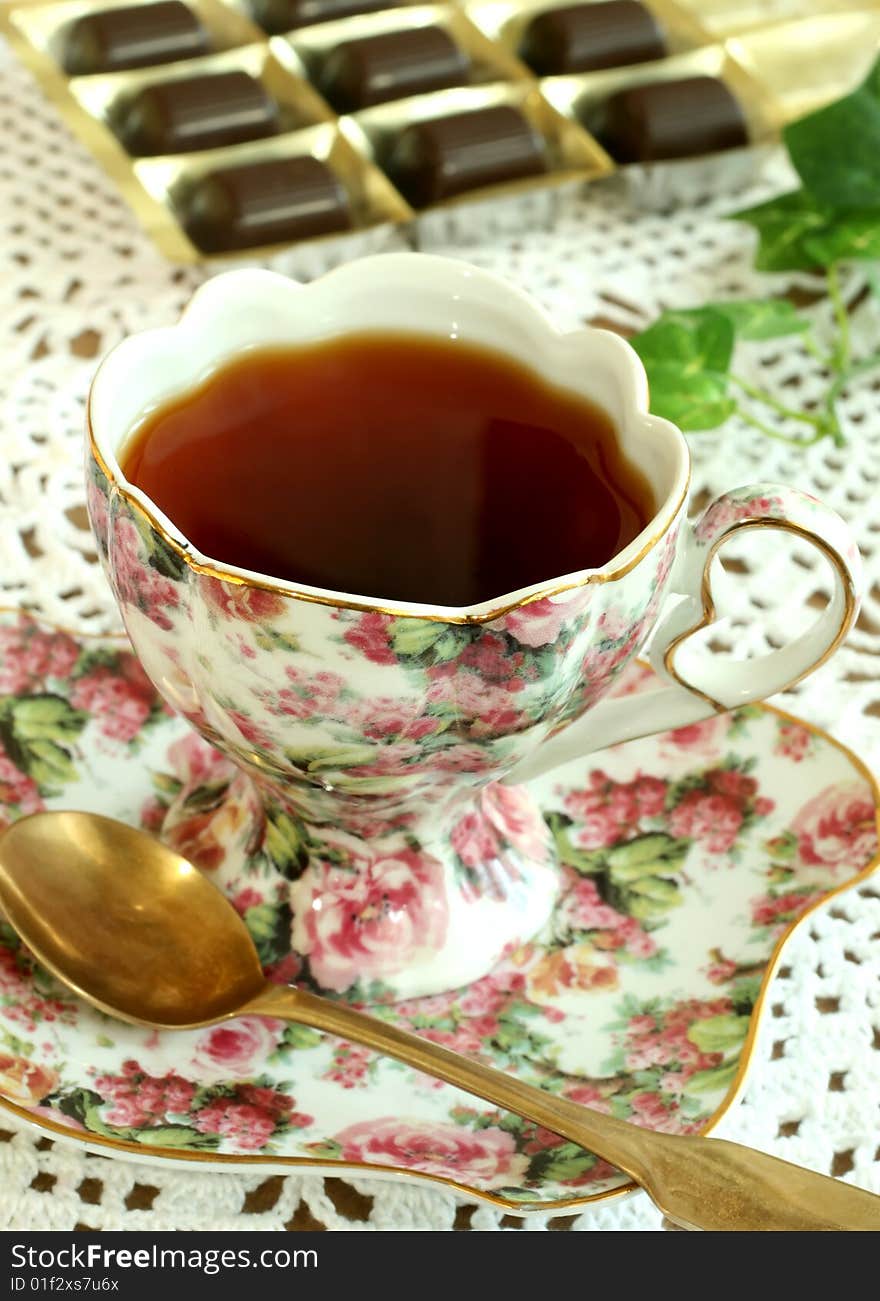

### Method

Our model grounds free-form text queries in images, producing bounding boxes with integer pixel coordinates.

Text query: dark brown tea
[121,334,653,607]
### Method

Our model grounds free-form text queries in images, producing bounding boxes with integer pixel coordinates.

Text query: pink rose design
[0,621,79,695]
[661,716,725,759]
[576,807,623,850]
[481,783,551,865]
[499,590,592,648]
[166,733,235,787]
[202,578,285,623]
[334,1117,529,1189]
[751,889,815,932]
[86,475,110,553]
[432,744,495,775]
[190,1016,285,1080]
[291,844,448,993]
[274,665,347,721]
[70,656,157,742]
[0,747,42,825]
[668,791,744,854]
[708,769,757,802]
[427,671,526,735]
[350,695,438,741]
[450,810,502,870]
[706,956,738,984]
[0,1054,58,1106]
[695,493,785,543]
[790,782,878,870]
[342,612,396,665]
[110,517,180,630]
[94,1061,197,1129]
[631,774,667,818]
[775,722,812,762]
[459,632,520,680]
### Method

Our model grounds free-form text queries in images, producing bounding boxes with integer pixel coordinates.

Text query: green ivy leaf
[275,1023,321,1052]
[0,1028,35,1057]
[638,363,735,432]
[702,299,810,340]
[684,1059,740,1096]
[284,744,375,773]
[686,1013,751,1054]
[304,1139,342,1160]
[245,901,294,964]
[627,876,680,905]
[784,60,880,210]
[135,1126,220,1150]
[631,309,735,374]
[22,739,78,787]
[627,887,681,921]
[264,808,308,877]
[10,695,86,744]
[389,619,447,658]
[802,211,880,264]
[529,1141,597,1183]
[606,834,686,883]
[732,189,829,271]
[490,1186,543,1203]
[150,770,183,797]
[544,810,604,875]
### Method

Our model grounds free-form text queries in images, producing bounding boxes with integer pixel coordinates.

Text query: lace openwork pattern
[0,38,878,1231]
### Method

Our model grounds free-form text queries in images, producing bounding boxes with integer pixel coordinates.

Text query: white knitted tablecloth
[0,35,879,1231]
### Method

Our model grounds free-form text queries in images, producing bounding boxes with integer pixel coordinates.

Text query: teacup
[86,254,861,1001]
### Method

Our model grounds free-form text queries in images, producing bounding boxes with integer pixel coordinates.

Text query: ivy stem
[827,262,851,372]
[822,350,880,447]
[728,374,826,429]
[803,332,834,370]
[733,407,823,447]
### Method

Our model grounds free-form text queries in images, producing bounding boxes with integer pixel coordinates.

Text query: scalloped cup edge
[87,255,690,622]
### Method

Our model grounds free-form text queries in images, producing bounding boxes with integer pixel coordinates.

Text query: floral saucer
[0,612,876,1212]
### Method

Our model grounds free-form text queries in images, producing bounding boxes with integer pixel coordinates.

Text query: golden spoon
[0,810,877,1231]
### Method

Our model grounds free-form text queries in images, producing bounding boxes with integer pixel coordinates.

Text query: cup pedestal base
[158,752,560,1002]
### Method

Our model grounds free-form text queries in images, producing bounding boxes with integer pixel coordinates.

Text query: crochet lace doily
[1,37,878,1232]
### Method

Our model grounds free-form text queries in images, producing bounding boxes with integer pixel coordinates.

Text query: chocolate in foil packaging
[3,0,263,83]
[2,0,878,267]
[274,4,531,108]
[134,123,412,272]
[342,77,611,242]
[464,0,712,69]
[541,41,781,210]
[69,43,334,152]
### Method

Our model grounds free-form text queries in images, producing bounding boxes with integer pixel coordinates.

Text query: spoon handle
[247,983,880,1230]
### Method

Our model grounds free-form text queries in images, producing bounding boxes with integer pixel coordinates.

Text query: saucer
[0,611,876,1213]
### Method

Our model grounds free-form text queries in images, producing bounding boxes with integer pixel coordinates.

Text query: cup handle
[504,484,862,786]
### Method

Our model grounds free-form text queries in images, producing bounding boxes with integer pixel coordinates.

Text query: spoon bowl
[0,811,264,1026]
[1,809,878,1231]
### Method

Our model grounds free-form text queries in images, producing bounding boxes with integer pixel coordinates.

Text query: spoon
[0,811,877,1231]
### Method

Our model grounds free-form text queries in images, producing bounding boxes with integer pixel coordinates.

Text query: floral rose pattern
[323,1117,530,1189]
[289,839,450,994]
[0,613,876,1207]
[83,453,688,997]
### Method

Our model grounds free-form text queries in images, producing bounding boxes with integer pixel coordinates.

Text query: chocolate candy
[183,155,351,252]
[62,1,210,75]
[248,0,390,35]
[117,71,279,156]
[519,0,666,76]
[387,105,546,207]
[318,27,470,113]
[599,75,749,162]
